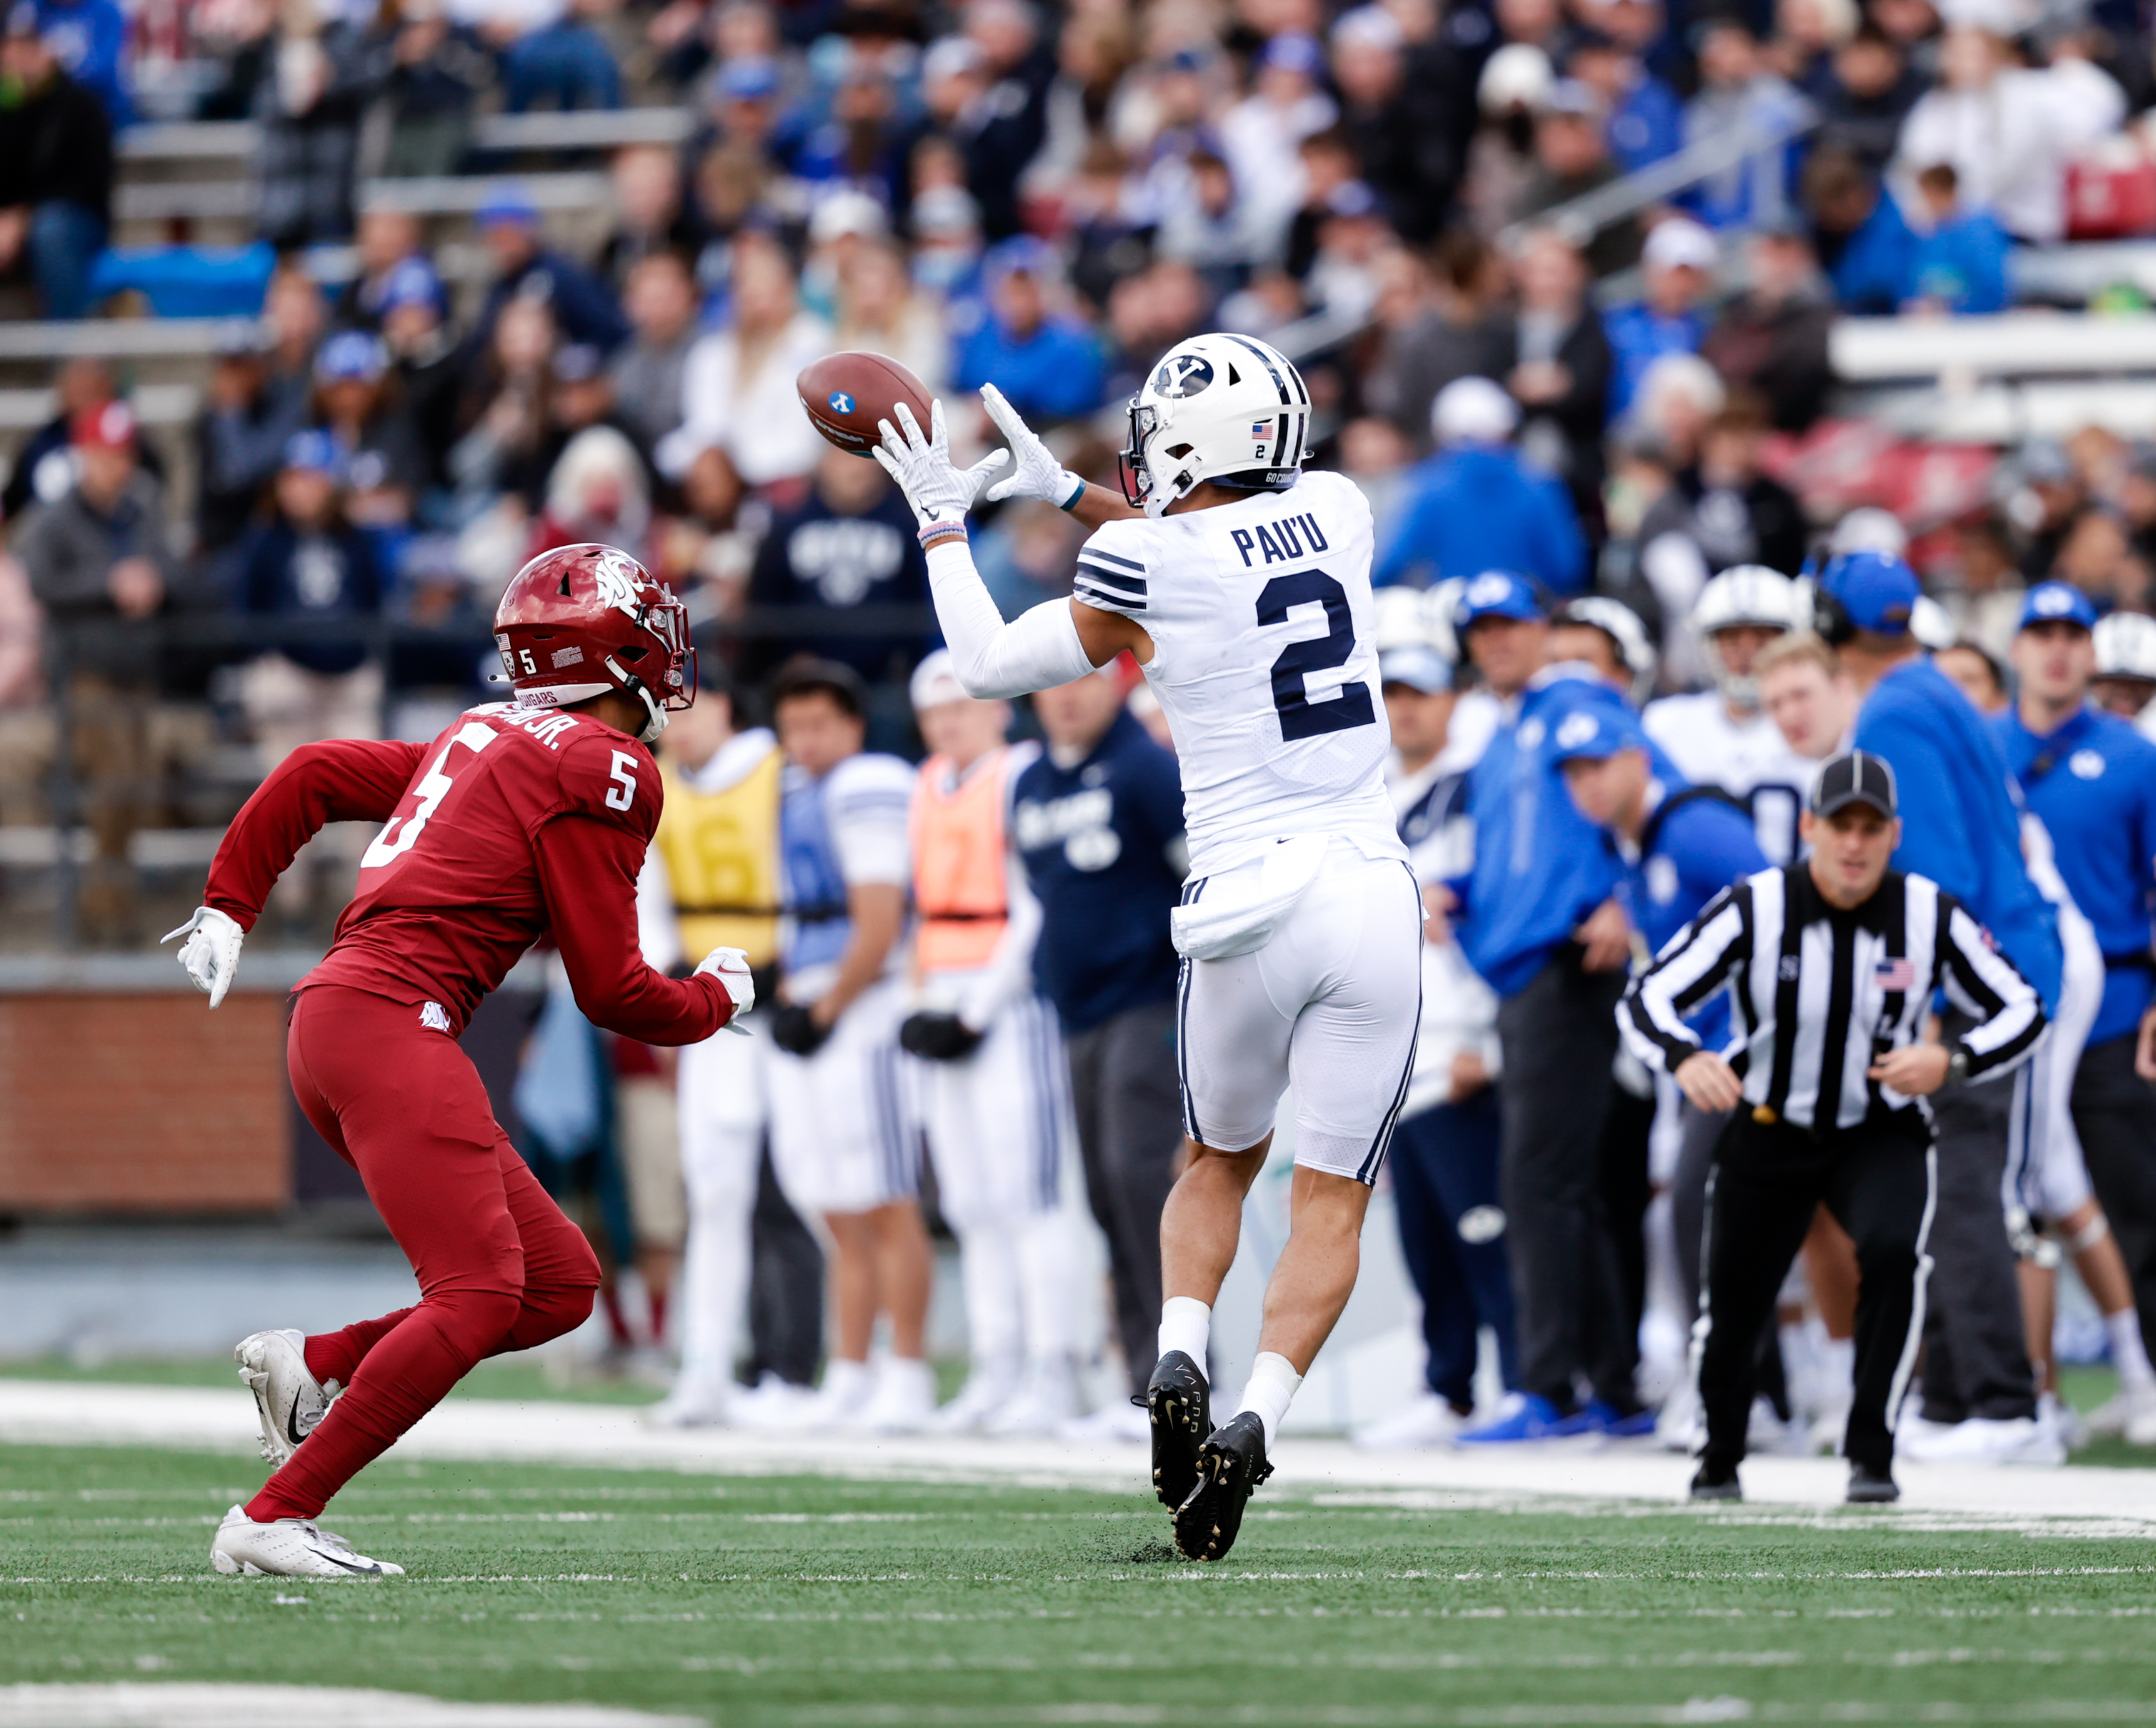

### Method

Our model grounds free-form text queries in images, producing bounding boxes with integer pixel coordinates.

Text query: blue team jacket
[1454,671,1626,998]
[1994,704,2156,1045]
[1854,657,2062,1007]
[1621,783,1770,1049]
[1012,709,1187,1034]
[1372,446,1588,594]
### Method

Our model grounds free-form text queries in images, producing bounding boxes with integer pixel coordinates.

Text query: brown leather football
[797,351,935,459]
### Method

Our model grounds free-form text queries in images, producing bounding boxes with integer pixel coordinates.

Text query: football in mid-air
[797,351,935,459]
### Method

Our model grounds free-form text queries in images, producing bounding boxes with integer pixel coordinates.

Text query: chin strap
[604,654,668,743]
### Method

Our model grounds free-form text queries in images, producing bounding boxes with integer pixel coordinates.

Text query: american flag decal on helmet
[1251,421,1271,439]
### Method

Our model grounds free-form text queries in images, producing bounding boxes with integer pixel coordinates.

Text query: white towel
[1170,834,1330,962]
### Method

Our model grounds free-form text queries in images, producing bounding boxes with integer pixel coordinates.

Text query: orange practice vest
[910,746,1014,974]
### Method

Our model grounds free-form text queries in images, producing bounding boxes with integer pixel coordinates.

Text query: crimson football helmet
[493,544,695,742]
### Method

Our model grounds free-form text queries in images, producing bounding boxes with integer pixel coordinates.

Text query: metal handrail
[1504,96,1820,257]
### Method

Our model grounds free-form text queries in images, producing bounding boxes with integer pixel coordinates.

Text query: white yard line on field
[0,1684,699,1727]
[2,1379,2155,1532]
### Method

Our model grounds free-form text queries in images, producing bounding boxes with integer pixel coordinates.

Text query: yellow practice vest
[654,743,783,968]
[911,747,1013,974]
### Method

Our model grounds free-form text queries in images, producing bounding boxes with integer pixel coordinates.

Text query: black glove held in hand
[769,1004,832,1057]
[898,1010,986,1062]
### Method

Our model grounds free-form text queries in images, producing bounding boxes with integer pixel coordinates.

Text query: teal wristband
[1057,473,1087,512]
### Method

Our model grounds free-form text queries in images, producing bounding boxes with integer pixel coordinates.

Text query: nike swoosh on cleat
[284,1399,309,1449]
[314,1551,378,1574]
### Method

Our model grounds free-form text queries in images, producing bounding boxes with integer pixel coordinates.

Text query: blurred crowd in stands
[6,0,2156,939]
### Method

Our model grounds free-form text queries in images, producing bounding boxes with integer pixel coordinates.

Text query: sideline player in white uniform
[871,338,1420,1560]
[902,651,1086,1436]
[1643,566,1817,863]
[634,681,789,1431]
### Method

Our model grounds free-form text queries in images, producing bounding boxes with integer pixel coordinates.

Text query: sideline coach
[1621,752,2047,1504]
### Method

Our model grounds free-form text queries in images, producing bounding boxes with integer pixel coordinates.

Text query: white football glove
[694,944,756,1036]
[162,906,244,1009]
[977,383,1087,509]
[873,401,982,532]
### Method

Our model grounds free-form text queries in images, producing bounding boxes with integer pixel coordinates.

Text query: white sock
[1157,1297,1212,1376]
[1234,1352,1303,1451]
[2108,1307,2155,1389]
[1823,1337,1855,1399]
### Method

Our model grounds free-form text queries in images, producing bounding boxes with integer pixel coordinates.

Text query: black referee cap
[1811,749,1897,819]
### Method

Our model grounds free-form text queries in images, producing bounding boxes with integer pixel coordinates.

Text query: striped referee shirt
[1620,864,2047,1133]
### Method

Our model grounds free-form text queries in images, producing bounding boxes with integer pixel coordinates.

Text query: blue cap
[1548,700,1646,764]
[2017,579,2099,634]
[377,255,444,315]
[1325,179,1381,219]
[476,183,542,229]
[314,329,387,383]
[282,429,346,478]
[1453,569,1543,629]
[1258,31,1325,76]
[984,234,1059,284]
[1820,549,1921,637]
[716,55,781,99]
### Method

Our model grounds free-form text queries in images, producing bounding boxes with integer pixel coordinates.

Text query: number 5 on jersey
[361,721,497,870]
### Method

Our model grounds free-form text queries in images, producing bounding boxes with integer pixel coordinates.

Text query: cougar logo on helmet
[592,549,644,614]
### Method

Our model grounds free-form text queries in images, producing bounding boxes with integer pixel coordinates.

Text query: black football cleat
[1689,1462,1742,1502]
[1846,1462,1901,1504]
[1146,1351,1211,1512]
[1174,1410,1274,1562]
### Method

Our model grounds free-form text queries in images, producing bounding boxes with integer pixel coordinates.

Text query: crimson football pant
[247,985,600,1522]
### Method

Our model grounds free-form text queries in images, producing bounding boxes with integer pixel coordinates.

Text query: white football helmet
[1691,564,1801,706]
[2095,610,2156,683]
[1119,331,1312,519]
[1556,596,1658,704]
[1911,594,1959,653]
[1374,583,1461,664]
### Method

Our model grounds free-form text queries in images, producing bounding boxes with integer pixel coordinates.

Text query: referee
[1621,752,2047,1504]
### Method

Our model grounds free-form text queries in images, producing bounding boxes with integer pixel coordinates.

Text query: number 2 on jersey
[1256,569,1376,742]
[361,721,497,870]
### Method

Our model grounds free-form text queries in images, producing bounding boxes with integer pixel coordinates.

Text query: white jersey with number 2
[1072,468,1405,879]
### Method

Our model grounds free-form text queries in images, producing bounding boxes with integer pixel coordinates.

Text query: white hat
[1478,43,1554,113]
[1642,216,1717,274]
[909,649,969,711]
[1830,505,1910,558]
[1332,4,1405,52]
[809,188,890,245]
[1432,376,1519,446]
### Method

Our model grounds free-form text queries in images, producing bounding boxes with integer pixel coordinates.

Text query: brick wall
[0,992,291,1212]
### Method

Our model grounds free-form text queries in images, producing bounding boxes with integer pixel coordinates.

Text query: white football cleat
[1057,1398,1151,1444]
[211,1505,404,1577]
[2084,1379,2156,1439]
[643,1380,734,1430]
[857,1357,939,1434]
[234,1329,339,1467]
[986,1359,1082,1437]
[927,1372,1004,1436]
[1655,1382,1703,1454]
[1353,1390,1467,1452]
[1897,1414,2066,1467]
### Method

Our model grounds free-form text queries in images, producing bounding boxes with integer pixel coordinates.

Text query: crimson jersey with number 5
[202,701,730,1044]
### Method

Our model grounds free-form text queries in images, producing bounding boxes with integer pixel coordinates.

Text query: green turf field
[6,1442,2156,1726]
